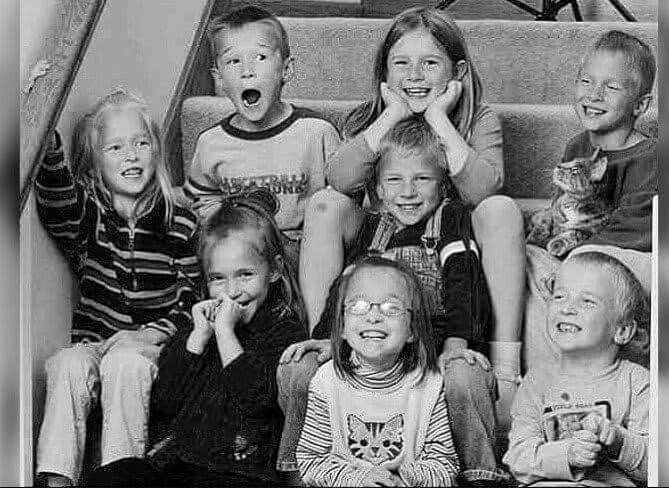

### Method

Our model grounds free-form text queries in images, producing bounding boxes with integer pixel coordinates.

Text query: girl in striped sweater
[34,89,200,487]
[296,256,459,487]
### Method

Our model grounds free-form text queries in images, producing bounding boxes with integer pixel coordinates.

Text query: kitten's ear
[386,414,404,430]
[347,414,365,431]
[590,157,608,182]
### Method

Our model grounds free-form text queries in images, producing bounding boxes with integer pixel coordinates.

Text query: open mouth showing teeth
[360,331,387,340]
[398,203,421,211]
[557,322,581,333]
[121,168,143,178]
[242,89,261,107]
[584,106,606,116]
[404,87,430,98]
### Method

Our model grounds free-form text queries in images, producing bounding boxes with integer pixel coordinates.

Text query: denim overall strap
[367,212,398,254]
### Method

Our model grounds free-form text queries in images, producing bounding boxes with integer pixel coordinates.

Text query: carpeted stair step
[180,96,656,203]
[278,18,656,104]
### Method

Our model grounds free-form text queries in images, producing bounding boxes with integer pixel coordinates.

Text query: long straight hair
[344,7,482,141]
[70,89,175,226]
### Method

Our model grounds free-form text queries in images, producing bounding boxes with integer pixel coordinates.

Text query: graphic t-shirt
[504,359,648,487]
[185,106,340,237]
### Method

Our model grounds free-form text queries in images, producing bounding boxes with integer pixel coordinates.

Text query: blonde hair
[70,89,175,226]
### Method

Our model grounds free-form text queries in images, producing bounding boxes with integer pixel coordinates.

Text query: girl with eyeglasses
[296,255,459,486]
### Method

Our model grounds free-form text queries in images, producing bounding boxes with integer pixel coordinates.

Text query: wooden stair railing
[20,0,107,216]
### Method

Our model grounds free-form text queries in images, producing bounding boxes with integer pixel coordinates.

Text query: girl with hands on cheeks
[84,188,307,486]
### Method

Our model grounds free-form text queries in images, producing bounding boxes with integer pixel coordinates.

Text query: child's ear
[282,56,295,85]
[633,93,652,118]
[210,67,224,96]
[454,60,468,81]
[590,156,608,182]
[614,319,637,346]
[269,255,284,283]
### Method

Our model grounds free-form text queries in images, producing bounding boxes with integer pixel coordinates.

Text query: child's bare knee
[473,195,524,237]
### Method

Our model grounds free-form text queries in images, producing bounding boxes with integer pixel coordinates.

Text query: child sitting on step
[297,256,460,487]
[505,252,649,486]
[184,5,340,272]
[85,189,307,486]
[298,6,525,443]
[525,30,656,370]
[280,116,511,485]
[34,89,200,487]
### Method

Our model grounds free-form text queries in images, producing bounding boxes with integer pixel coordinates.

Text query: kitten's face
[347,414,404,465]
[552,154,607,195]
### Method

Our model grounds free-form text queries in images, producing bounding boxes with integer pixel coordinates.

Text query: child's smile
[386,28,454,114]
[547,261,619,356]
[377,150,443,226]
[574,49,640,137]
[342,267,414,370]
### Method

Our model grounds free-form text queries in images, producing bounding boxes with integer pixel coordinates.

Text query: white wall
[20,1,207,484]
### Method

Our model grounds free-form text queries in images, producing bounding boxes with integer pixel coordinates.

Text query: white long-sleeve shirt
[503,359,648,487]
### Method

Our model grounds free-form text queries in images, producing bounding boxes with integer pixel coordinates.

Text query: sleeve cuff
[609,427,646,472]
[537,440,582,481]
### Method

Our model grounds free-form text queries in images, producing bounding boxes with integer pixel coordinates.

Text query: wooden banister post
[20,0,106,215]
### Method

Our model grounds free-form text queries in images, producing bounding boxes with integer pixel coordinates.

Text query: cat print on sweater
[526,147,611,258]
[347,414,404,465]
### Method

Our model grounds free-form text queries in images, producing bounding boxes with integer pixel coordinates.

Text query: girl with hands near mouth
[85,188,307,486]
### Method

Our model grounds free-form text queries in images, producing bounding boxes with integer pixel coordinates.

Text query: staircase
[170,3,657,207]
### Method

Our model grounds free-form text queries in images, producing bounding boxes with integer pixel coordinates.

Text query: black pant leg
[82,457,165,487]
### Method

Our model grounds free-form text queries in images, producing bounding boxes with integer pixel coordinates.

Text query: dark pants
[83,457,275,486]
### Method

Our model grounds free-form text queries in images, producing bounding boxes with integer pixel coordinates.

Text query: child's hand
[566,429,602,469]
[212,293,245,334]
[279,339,332,364]
[360,467,405,487]
[45,131,60,153]
[581,412,623,458]
[424,80,463,126]
[439,338,491,371]
[188,298,219,353]
[380,82,412,121]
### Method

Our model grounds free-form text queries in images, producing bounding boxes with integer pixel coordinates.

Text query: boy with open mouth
[184,5,340,274]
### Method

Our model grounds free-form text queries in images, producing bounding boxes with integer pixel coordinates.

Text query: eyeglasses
[344,299,412,317]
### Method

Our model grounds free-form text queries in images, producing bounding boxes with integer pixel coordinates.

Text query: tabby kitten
[526,147,611,258]
[347,414,404,465]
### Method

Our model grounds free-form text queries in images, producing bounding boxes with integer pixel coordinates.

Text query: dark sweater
[150,293,307,482]
[35,142,201,342]
[562,132,657,252]
[314,201,491,353]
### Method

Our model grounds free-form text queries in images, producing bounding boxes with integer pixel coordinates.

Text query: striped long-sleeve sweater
[35,144,201,343]
[296,361,460,487]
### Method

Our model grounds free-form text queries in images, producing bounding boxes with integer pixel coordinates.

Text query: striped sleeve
[296,384,373,487]
[399,385,460,486]
[140,212,201,338]
[34,144,88,258]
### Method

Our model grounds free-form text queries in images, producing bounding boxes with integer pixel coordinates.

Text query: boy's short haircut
[207,6,290,63]
[377,116,448,180]
[567,251,650,359]
[589,30,656,97]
